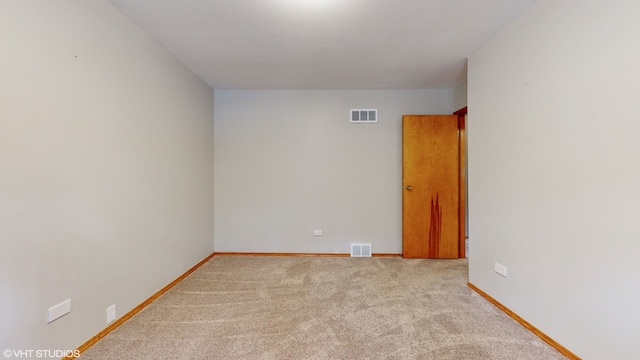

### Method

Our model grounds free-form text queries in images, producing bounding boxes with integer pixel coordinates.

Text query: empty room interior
[1,0,638,359]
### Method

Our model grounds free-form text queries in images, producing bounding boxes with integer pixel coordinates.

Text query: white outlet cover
[107,304,116,324]
[494,263,507,277]
[313,229,322,236]
[47,299,71,323]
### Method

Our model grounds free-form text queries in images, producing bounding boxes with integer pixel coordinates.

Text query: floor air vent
[350,243,372,257]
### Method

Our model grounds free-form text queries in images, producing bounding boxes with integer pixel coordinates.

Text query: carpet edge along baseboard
[63,252,216,360]
[213,252,402,257]
[467,282,581,360]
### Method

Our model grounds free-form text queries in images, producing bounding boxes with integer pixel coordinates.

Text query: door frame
[454,106,468,258]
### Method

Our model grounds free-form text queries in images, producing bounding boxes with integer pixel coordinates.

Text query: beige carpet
[80,256,566,359]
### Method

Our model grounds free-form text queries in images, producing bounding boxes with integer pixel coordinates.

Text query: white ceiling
[107,0,536,89]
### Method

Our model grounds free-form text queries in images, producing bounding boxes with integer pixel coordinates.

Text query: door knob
[405,185,412,191]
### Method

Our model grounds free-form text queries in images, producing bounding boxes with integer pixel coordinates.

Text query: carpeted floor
[80,256,566,359]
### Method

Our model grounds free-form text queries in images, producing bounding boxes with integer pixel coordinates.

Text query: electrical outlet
[107,304,116,324]
[47,299,71,323]
[494,263,507,277]
[313,229,322,236]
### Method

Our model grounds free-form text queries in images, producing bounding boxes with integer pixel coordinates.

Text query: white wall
[468,0,640,358]
[453,81,468,111]
[214,90,452,254]
[0,0,215,353]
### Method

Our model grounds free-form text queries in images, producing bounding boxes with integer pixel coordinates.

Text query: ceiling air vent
[350,109,378,123]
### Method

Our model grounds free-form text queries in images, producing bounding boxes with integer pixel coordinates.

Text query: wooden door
[402,115,459,258]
